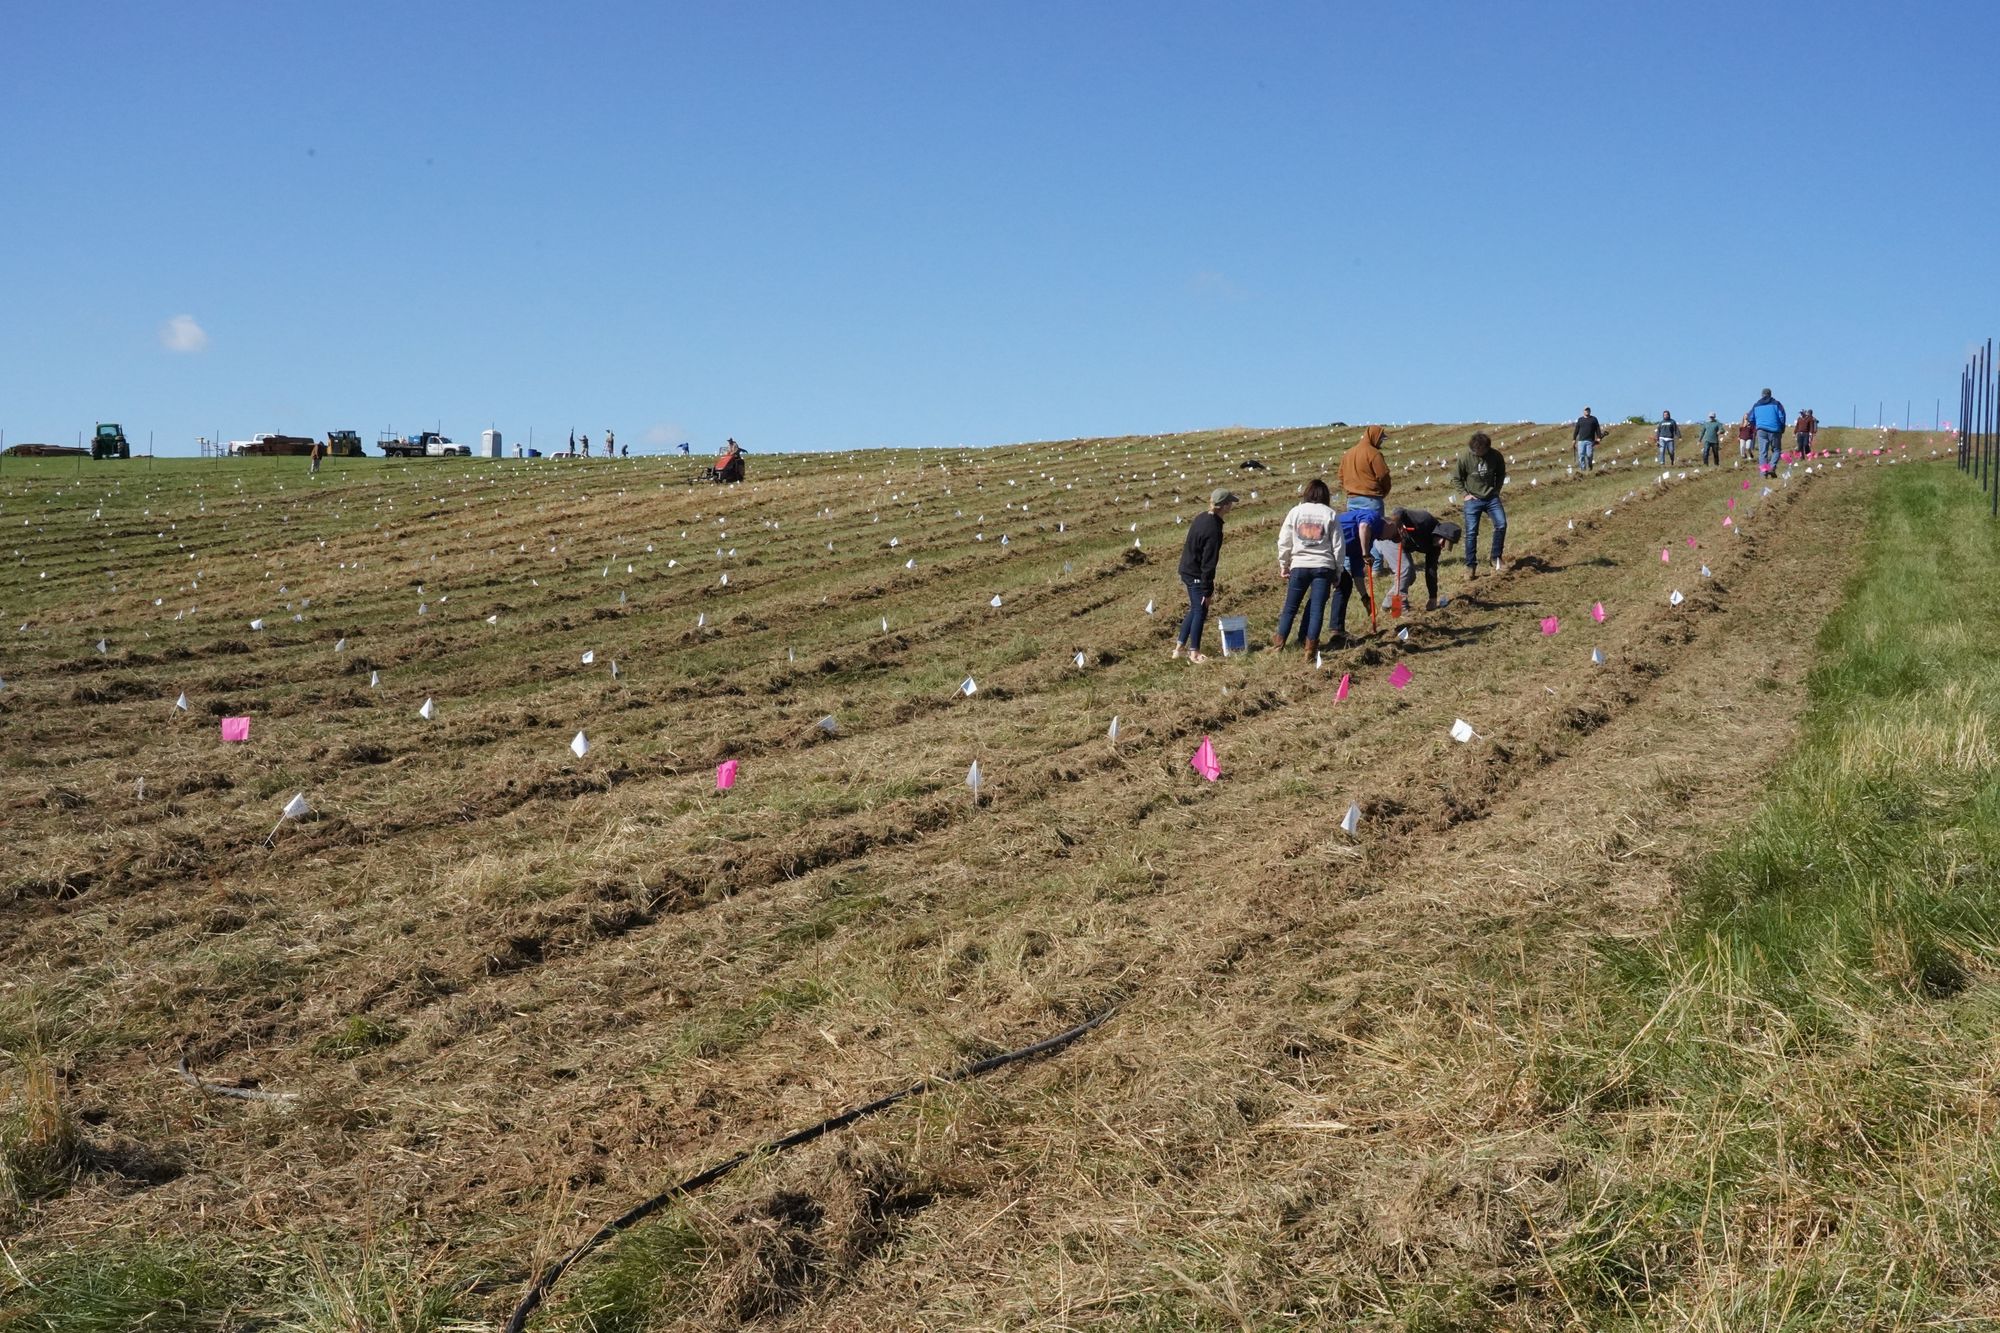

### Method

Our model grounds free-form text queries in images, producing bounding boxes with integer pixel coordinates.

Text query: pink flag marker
[1388,661,1413,690]
[1190,735,1220,782]
[1723,516,1733,527]
[1661,548,1670,563]
[1335,672,1351,702]
[1727,498,1735,509]
[1540,616,1559,636]
[715,759,739,791]
[1686,536,1698,547]
[1742,479,1752,490]
[1591,602,1606,623]
[220,716,250,743]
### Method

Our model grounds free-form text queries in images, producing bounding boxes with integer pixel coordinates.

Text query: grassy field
[0,423,1976,1330]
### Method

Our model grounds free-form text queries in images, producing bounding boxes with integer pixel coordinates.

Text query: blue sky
[3,1,1992,454]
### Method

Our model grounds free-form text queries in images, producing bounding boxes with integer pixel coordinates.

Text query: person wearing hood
[1748,389,1787,475]
[1655,410,1680,466]
[1452,432,1508,575]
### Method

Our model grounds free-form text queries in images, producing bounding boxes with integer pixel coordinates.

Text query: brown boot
[1303,637,1320,659]
[1270,632,1285,650]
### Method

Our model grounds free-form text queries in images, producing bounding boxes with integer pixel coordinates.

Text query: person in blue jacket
[1748,389,1787,476]
[1323,505,1380,648]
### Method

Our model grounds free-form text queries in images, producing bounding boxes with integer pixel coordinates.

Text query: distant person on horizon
[581,433,590,459]
[1174,488,1237,663]
[1795,409,1818,455]
[1698,413,1724,465]
[1272,478,1339,657]
[1749,389,1787,475]
[1736,413,1755,461]
[605,429,615,459]
[1573,406,1603,471]
[1655,410,1680,466]
[308,439,323,477]
[714,438,745,483]
[1453,431,1508,576]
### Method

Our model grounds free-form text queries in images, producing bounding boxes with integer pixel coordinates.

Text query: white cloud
[159,314,209,353]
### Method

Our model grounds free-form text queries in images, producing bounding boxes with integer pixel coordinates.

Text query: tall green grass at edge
[1537,466,2000,1327]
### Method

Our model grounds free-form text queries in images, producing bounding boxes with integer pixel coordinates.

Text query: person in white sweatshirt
[1272,478,1341,655]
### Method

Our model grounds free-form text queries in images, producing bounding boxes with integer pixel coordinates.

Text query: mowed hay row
[0,425,1944,1327]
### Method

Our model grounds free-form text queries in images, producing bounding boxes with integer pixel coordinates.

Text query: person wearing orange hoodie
[1338,424,1393,555]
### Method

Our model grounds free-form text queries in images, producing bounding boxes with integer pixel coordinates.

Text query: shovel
[1390,541,1405,618]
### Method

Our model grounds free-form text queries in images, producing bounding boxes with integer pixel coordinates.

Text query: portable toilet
[481,429,503,459]
[1217,615,1250,656]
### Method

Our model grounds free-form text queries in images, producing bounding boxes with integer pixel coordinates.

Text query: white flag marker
[1670,589,1685,606]
[610,660,620,679]
[418,698,436,720]
[1107,715,1121,742]
[369,670,380,687]
[881,617,890,632]
[817,715,839,734]
[174,691,188,711]
[989,594,1003,608]
[960,675,978,696]
[966,760,982,798]
[282,792,311,821]
[1592,648,1606,665]
[570,731,590,758]
[1145,599,1156,616]
[1073,650,1086,668]
[486,614,499,624]
[249,618,264,630]
[1700,565,1711,579]
[1341,802,1362,835]
[581,650,595,665]
[1450,718,1477,743]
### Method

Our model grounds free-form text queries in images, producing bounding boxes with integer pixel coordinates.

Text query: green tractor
[91,423,130,460]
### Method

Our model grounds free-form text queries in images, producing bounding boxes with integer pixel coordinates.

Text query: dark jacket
[1657,417,1679,442]
[1573,413,1602,443]
[1388,508,1460,554]
[1453,447,1507,500]
[1178,510,1224,593]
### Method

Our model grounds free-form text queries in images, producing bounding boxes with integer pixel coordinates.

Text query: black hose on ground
[502,1005,1119,1332]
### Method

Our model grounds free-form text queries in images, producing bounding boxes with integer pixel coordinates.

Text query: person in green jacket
[1453,431,1508,575]
[1698,413,1725,465]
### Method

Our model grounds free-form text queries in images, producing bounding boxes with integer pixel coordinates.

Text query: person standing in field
[605,429,616,459]
[1795,408,1818,455]
[1698,413,1724,465]
[1339,425,1392,550]
[1655,410,1680,465]
[308,440,323,476]
[1454,431,1508,575]
[1174,488,1237,663]
[1748,389,1787,475]
[1272,478,1339,656]
[1378,506,1462,611]
[1573,406,1603,472]
[1736,413,1755,461]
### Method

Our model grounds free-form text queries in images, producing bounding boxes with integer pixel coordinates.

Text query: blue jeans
[1757,428,1783,472]
[1576,439,1595,469]
[1274,565,1334,645]
[1344,496,1385,517]
[1177,575,1209,650]
[1463,496,1506,565]
[1657,440,1676,464]
[1327,542,1374,636]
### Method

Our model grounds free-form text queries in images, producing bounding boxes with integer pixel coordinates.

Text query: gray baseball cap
[1211,487,1239,506]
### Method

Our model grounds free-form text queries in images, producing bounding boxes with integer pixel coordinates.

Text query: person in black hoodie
[1174,488,1237,662]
